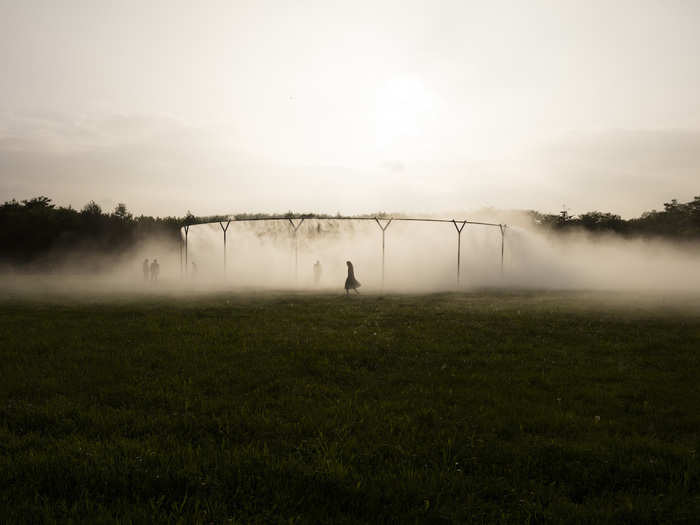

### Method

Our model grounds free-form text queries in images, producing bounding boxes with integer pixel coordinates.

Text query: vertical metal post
[287,218,304,284]
[184,225,189,277]
[452,220,467,284]
[179,234,183,278]
[374,218,392,289]
[381,229,385,284]
[457,232,461,281]
[219,221,231,277]
[499,224,506,276]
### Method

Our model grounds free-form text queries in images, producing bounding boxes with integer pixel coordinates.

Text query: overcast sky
[1,0,699,217]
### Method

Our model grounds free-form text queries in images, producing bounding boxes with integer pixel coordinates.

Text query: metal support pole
[457,233,461,281]
[287,218,305,283]
[374,218,393,288]
[499,224,506,276]
[184,225,189,277]
[219,221,231,277]
[179,234,183,278]
[382,229,385,283]
[452,220,467,284]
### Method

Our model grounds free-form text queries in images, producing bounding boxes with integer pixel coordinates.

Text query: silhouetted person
[150,258,160,281]
[191,261,197,278]
[142,259,149,281]
[313,260,322,285]
[344,260,361,295]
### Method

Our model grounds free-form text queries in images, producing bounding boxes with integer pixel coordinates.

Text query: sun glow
[373,76,438,154]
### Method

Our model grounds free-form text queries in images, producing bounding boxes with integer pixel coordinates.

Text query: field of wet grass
[0,290,698,523]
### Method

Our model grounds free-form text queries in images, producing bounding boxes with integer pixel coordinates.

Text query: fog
[1,212,698,298]
[178,217,700,293]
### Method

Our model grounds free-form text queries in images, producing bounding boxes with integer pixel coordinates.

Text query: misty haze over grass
[0,194,697,296]
[2,211,699,298]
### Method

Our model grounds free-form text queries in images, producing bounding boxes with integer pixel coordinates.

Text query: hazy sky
[1,0,699,217]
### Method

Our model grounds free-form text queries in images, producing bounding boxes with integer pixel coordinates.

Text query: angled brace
[374,217,393,231]
[219,220,231,233]
[287,217,305,232]
[452,220,467,234]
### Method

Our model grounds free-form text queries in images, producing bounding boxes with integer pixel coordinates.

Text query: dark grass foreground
[0,291,699,523]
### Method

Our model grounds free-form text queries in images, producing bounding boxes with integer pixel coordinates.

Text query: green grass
[0,291,699,523]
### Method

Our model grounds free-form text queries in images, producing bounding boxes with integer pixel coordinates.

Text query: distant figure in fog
[313,260,322,285]
[344,260,361,295]
[150,258,160,281]
[142,259,150,281]
[191,261,197,278]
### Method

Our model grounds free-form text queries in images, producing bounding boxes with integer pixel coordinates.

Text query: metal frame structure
[180,216,507,284]
[219,220,231,275]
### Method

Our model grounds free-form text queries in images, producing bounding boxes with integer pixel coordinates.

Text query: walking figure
[150,258,160,281]
[344,260,361,295]
[313,260,322,286]
[142,259,150,281]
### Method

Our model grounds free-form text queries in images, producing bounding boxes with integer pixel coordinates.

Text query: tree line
[0,194,698,268]
[0,197,182,269]
[529,195,700,238]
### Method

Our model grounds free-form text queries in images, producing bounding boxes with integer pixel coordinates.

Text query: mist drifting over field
[6,212,696,298]
[180,215,700,293]
[1,210,698,298]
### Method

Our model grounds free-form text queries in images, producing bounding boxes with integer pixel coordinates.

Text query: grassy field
[0,290,699,523]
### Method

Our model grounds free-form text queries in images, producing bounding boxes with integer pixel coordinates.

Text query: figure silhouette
[344,260,361,295]
[313,260,322,286]
[150,258,160,281]
[142,258,150,281]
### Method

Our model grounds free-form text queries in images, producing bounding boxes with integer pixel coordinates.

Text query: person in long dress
[344,260,361,295]
[142,259,150,281]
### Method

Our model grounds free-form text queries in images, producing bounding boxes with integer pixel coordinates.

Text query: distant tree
[2,199,21,210]
[527,210,561,228]
[663,199,680,212]
[577,211,624,232]
[22,196,54,209]
[692,196,700,226]
[113,203,132,220]
[82,201,102,216]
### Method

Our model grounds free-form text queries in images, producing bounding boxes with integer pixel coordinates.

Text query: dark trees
[0,198,181,268]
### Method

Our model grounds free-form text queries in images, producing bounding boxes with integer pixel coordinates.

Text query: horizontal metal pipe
[188,216,503,228]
